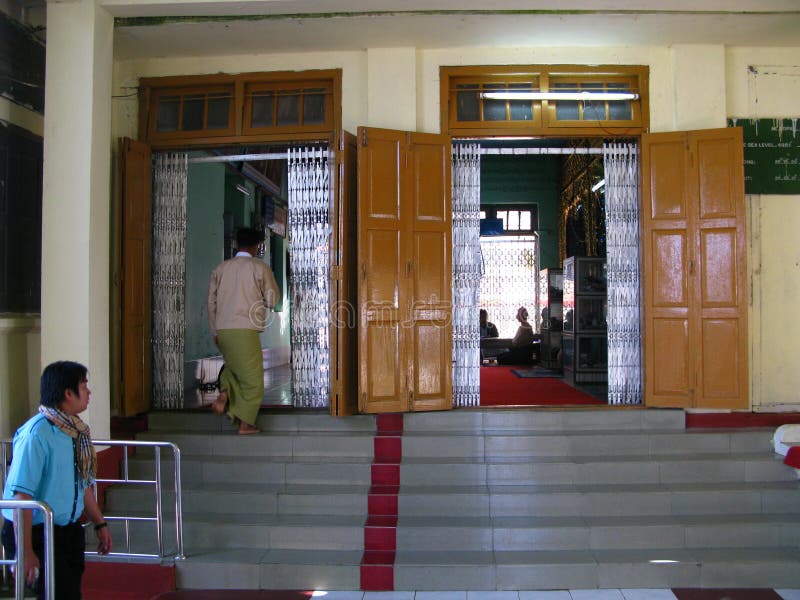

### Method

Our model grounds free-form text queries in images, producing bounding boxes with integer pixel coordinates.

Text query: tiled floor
[188,364,294,409]
[188,363,608,409]
[153,590,800,600]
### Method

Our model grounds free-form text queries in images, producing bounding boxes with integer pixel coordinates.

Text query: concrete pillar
[41,0,114,437]
[367,47,418,131]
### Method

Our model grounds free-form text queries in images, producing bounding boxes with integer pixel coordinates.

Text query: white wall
[728,47,800,410]
[0,317,40,438]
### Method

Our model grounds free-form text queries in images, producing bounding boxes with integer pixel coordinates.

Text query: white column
[41,0,114,436]
[671,44,727,130]
[367,47,417,131]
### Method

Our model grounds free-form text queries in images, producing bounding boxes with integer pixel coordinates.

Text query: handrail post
[13,510,24,600]
[0,499,55,600]
[172,443,185,560]
[154,446,164,559]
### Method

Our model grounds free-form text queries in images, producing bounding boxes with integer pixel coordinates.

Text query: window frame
[149,84,236,140]
[139,70,342,149]
[441,65,649,137]
[242,79,335,136]
[482,203,539,235]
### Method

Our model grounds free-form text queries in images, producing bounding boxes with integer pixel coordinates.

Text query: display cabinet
[562,257,607,383]
[537,268,563,369]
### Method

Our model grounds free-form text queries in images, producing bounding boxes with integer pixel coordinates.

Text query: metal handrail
[2,438,185,565]
[0,499,55,600]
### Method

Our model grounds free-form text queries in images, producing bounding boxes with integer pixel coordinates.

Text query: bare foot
[237,423,261,435]
[212,390,228,415]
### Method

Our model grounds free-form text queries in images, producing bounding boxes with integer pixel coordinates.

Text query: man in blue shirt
[2,361,112,599]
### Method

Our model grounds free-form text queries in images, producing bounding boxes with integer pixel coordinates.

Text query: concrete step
[135,426,773,461]
[105,479,800,523]
[172,546,800,590]
[401,408,686,433]
[147,407,686,434]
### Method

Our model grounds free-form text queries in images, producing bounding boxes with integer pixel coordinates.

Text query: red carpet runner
[480,366,602,406]
[360,413,403,591]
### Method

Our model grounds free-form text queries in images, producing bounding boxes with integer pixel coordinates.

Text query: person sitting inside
[497,306,539,365]
[479,309,499,339]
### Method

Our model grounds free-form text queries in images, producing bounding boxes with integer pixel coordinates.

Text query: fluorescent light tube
[481,91,639,101]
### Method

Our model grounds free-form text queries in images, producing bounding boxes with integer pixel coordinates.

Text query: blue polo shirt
[2,413,90,526]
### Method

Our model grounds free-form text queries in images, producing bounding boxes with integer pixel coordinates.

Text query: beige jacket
[207,253,279,335]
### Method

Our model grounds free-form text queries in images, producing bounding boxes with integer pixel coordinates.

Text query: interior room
[179,145,295,410]
[474,139,609,406]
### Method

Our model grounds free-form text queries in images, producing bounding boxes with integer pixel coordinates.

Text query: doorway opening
[148,143,333,412]
[454,139,642,408]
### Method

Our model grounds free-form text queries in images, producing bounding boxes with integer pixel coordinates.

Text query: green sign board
[728,118,800,195]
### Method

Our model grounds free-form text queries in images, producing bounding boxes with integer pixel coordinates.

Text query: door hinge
[361,130,367,147]
[361,263,367,281]
[408,389,413,409]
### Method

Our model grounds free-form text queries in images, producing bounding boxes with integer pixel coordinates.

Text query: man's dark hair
[236,227,265,249]
[40,361,88,408]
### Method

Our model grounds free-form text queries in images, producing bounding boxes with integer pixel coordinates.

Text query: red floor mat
[480,366,603,406]
[672,589,783,600]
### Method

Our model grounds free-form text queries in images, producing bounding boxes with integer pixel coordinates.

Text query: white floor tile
[363,593,415,600]
[316,593,365,600]
[569,591,625,600]
[415,593,468,600]
[778,591,800,600]
[620,590,678,600]
[466,593,520,600]
[519,592,573,599]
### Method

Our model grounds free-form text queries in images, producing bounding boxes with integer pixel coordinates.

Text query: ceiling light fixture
[480,91,639,101]
[591,179,606,192]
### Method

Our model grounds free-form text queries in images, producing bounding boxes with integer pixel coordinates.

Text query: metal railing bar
[99,516,158,523]
[95,478,157,485]
[84,551,162,560]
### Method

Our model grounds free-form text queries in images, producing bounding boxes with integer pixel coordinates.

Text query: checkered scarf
[39,406,97,485]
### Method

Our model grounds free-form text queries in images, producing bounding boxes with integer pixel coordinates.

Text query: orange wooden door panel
[358,128,407,413]
[408,132,452,411]
[119,138,152,416]
[330,131,359,416]
[642,132,693,407]
[642,128,747,409]
[690,128,748,409]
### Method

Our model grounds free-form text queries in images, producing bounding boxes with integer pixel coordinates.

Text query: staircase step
[170,546,800,590]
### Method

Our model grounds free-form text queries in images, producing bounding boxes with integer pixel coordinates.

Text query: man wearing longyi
[207,227,279,435]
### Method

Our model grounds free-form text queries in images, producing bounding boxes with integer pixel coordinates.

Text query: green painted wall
[185,161,226,361]
[224,172,255,227]
[480,155,561,269]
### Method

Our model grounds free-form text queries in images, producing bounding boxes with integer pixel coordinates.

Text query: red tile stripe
[360,413,403,591]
